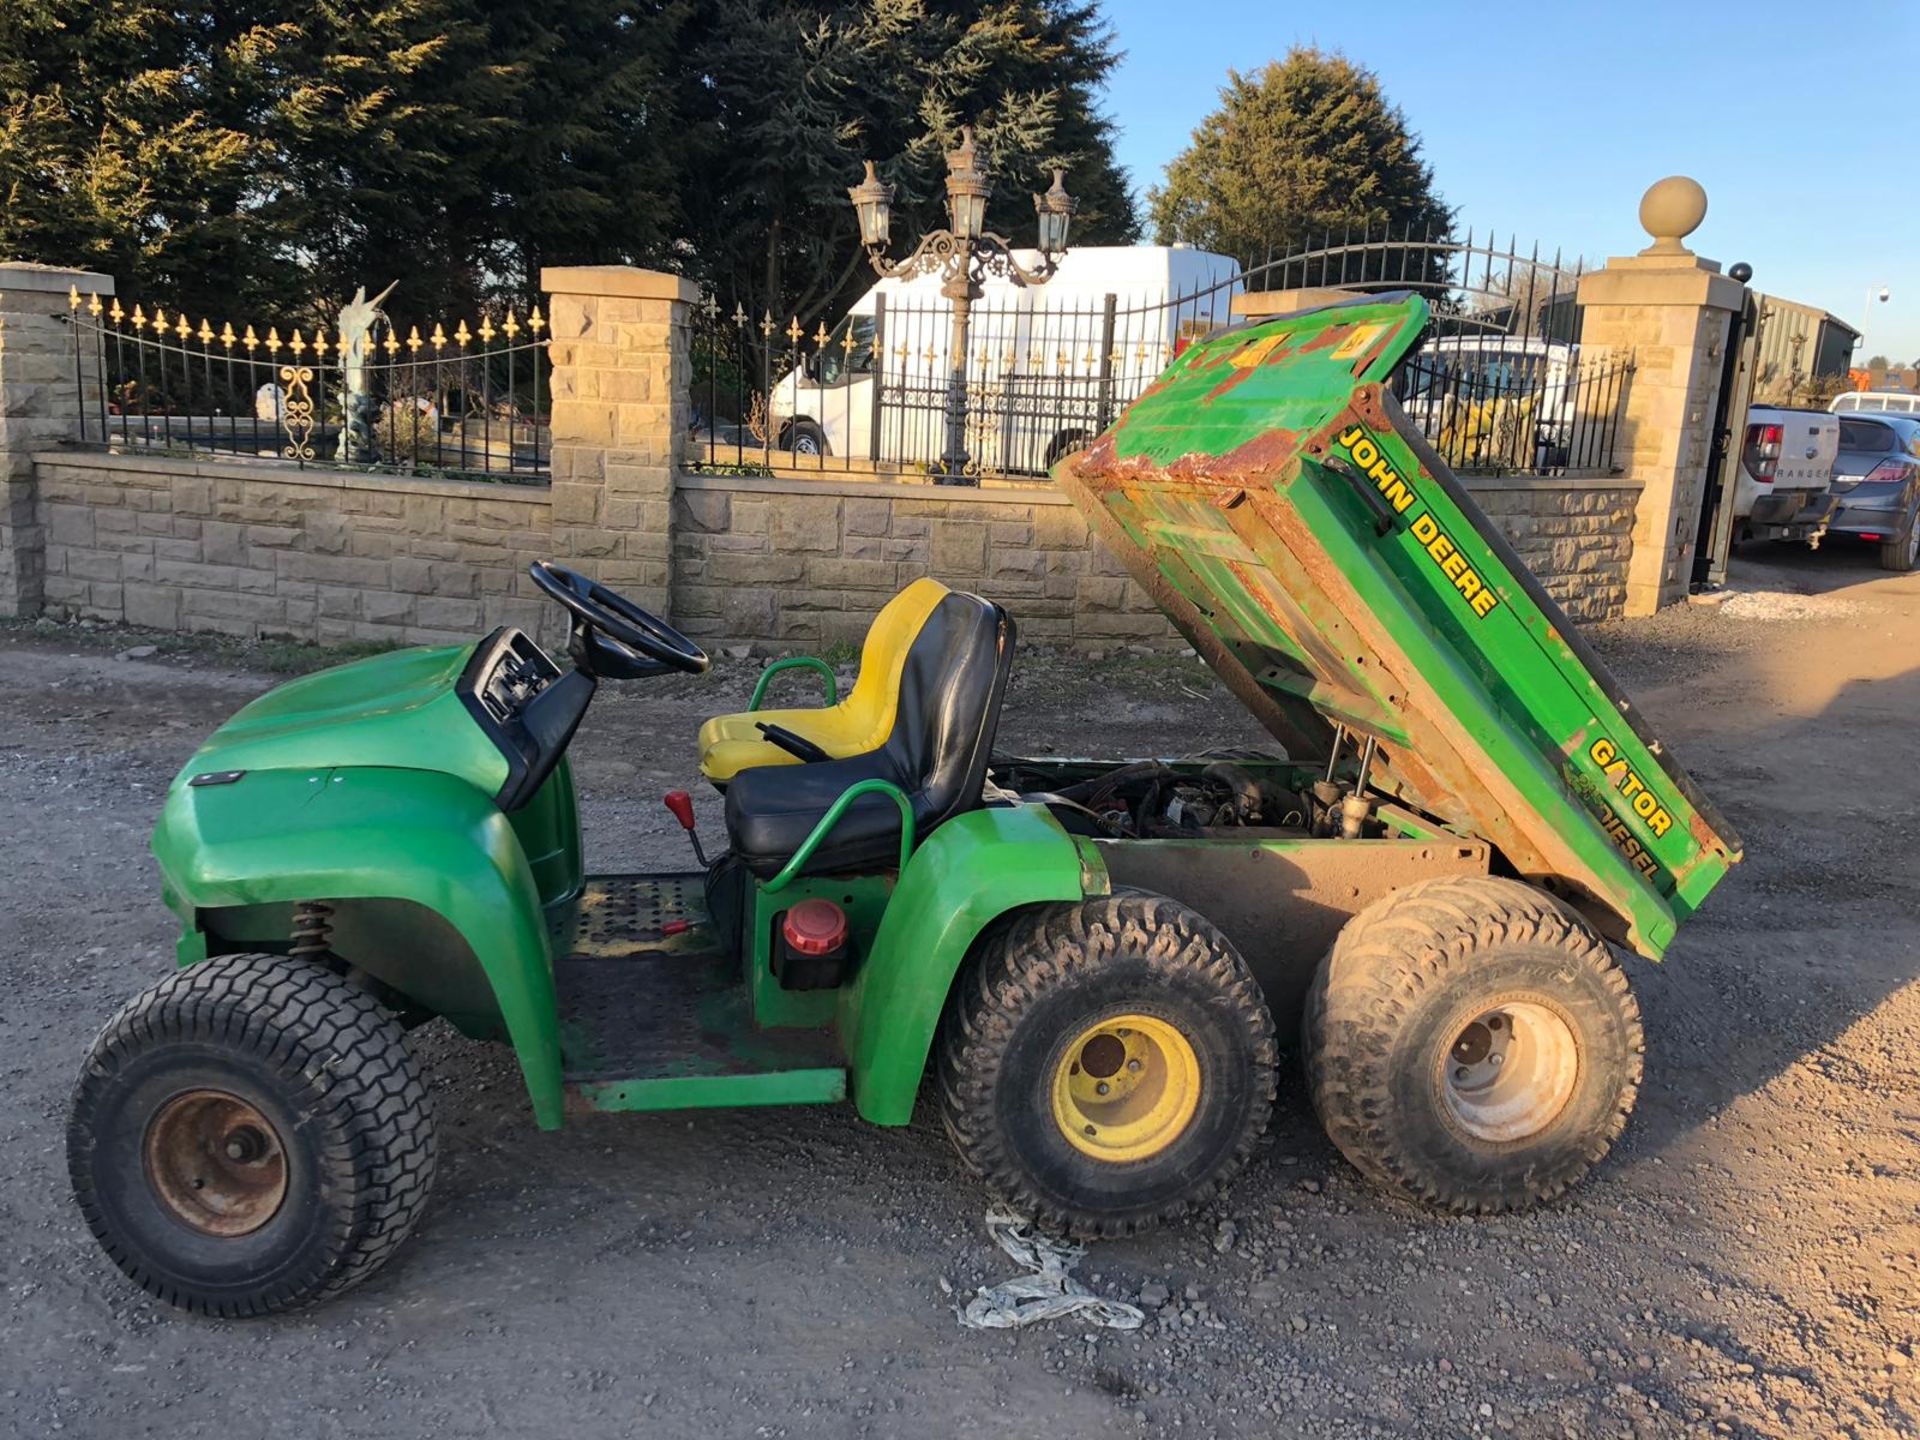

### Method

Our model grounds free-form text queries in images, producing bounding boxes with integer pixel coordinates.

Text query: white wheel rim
[1440,1001,1580,1142]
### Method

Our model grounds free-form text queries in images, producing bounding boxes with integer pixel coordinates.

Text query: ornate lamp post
[849,127,1074,482]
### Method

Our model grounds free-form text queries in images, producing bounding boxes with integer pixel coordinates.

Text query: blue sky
[1099,0,1919,363]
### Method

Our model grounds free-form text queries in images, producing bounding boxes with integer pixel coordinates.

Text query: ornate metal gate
[689,226,1634,484]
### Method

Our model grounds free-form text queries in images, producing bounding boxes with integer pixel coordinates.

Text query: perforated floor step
[552,875,845,1110]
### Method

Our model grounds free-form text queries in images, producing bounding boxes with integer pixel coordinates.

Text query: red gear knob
[663,790,696,831]
[782,899,848,957]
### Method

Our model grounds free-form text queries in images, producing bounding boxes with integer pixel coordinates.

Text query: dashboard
[456,628,582,810]
[474,630,562,725]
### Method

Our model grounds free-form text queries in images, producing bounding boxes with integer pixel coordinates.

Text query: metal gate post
[869,293,886,465]
[1695,271,1761,590]
[1095,293,1118,435]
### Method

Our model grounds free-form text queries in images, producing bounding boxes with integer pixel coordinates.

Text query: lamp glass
[950,190,987,242]
[1038,206,1069,254]
[847,160,894,250]
[857,195,890,248]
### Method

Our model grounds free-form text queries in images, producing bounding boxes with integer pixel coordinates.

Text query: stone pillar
[1575,179,1745,616]
[0,264,114,616]
[540,265,699,617]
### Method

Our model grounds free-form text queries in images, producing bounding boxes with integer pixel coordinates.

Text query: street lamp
[849,126,1074,482]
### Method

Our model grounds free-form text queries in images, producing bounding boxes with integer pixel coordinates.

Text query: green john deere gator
[67,292,1740,1315]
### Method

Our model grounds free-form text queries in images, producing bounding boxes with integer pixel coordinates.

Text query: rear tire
[1303,876,1641,1213]
[938,891,1276,1237]
[68,954,436,1315]
[1878,500,1920,571]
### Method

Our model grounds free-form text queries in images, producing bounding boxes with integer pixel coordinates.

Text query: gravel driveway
[2,544,1915,1439]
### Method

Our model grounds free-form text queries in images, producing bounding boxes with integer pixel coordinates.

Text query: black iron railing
[62,289,550,483]
[688,227,1630,483]
[1392,346,1635,477]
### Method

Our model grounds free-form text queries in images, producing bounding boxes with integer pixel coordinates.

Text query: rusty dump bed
[1057,292,1740,958]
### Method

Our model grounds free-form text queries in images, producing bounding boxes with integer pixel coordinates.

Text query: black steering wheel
[528,561,709,677]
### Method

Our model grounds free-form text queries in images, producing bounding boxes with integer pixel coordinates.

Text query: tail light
[1742,422,1781,483]
[1863,459,1916,485]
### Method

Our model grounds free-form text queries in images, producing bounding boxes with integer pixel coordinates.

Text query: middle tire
[937,890,1276,1237]
[1304,875,1643,1214]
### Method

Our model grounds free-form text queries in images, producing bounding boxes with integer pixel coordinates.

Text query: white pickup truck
[1733,406,1839,545]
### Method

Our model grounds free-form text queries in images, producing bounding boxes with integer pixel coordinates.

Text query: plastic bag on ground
[957,1209,1145,1331]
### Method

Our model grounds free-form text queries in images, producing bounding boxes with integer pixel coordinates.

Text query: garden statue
[336,280,397,462]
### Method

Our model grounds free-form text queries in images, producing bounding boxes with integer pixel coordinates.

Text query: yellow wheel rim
[1049,1013,1201,1162]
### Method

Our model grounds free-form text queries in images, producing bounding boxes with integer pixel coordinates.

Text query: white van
[768,245,1241,474]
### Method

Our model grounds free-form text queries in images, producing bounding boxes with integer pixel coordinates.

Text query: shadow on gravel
[1728,537,1898,596]
[1620,658,1920,1163]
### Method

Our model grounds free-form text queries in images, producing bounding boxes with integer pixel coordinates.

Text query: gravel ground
[2,541,1917,1439]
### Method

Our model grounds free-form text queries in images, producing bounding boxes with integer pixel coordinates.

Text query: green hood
[170,642,510,798]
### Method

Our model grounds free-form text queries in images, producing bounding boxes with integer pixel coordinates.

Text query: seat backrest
[885,591,1016,827]
[843,577,950,726]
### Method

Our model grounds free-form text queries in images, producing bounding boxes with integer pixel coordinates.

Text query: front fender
[837,804,1096,1125]
[155,766,565,1128]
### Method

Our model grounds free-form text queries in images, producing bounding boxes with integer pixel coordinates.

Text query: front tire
[1304,876,1642,1213]
[937,891,1276,1237]
[68,954,437,1316]
[783,419,828,457]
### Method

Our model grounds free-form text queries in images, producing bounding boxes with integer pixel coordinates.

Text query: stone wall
[672,474,1171,650]
[671,471,1643,650]
[1466,477,1643,622]
[32,452,561,647]
[18,456,1638,651]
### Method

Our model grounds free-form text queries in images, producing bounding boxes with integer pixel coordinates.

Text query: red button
[782,899,847,957]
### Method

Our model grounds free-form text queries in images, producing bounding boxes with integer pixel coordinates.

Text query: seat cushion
[724,592,1014,878]
[724,750,921,876]
[697,578,949,782]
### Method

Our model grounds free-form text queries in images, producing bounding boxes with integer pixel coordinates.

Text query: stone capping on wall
[675,468,1642,500]
[47,449,1638,503]
[31,447,556,505]
[1457,475,1644,492]
[0,262,114,295]
[675,470,1077,506]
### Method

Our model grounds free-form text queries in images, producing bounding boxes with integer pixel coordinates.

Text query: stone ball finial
[1637,176,1708,257]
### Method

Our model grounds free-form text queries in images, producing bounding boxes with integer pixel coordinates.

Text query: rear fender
[155,765,567,1128]
[837,804,1096,1125]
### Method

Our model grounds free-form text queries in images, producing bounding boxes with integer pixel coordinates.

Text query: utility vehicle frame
[67,293,1739,1315]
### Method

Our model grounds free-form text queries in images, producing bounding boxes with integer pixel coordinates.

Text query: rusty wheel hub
[143,1090,289,1237]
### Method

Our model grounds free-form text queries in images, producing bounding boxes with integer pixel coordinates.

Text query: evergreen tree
[1148,47,1451,274]
[0,0,272,315]
[259,0,519,323]
[468,0,687,300]
[0,0,1139,327]
[676,0,1139,329]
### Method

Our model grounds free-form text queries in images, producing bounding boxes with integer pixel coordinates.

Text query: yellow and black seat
[697,577,948,784]
[723,590,1014,878]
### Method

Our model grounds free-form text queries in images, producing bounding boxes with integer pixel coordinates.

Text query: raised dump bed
[1057,291,1741,958]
